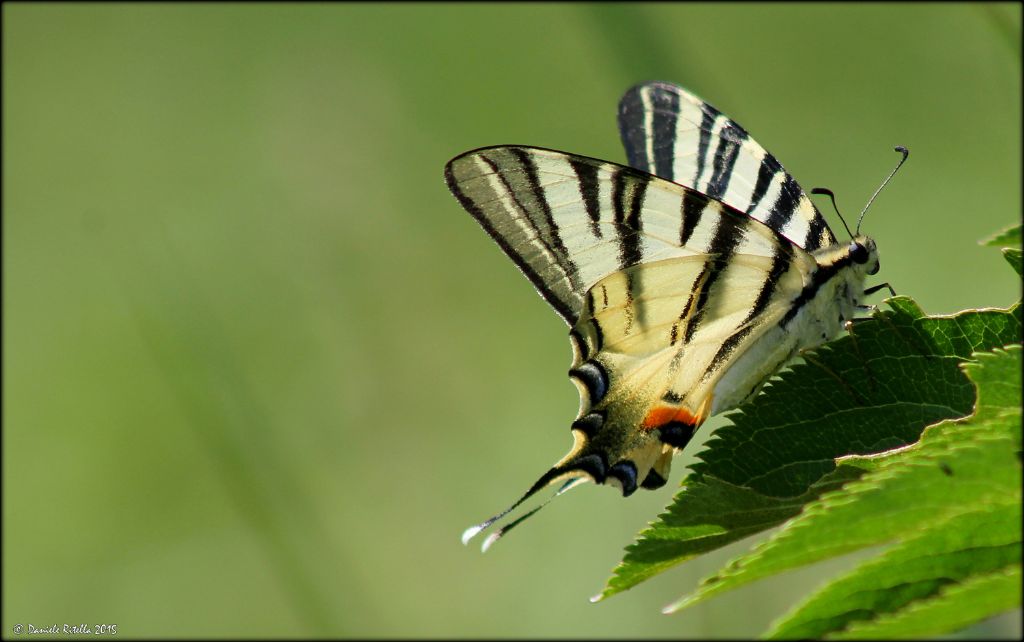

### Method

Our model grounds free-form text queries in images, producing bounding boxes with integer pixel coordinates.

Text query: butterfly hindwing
[617,81,837,251]
[565,241,816,493]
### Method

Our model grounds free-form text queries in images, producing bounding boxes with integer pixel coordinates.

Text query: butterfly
[445,81,905,550]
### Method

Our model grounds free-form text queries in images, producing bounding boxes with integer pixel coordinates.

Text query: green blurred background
[4,3,1021,638]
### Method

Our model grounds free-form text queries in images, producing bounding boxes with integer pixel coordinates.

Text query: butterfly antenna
[856,146,909,235]
[480,477,587,552]
[810,187,854,239]
[461,465,578,546]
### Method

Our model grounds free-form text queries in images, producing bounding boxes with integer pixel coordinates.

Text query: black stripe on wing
[679,189,705,247]
[511,147,575,274]
[569,157,603,239]
[609,167,650,280]
[446,157,578,323]
[702,248,794,379]
[681,214,749,344]
[651,90,680,180]
[764,174,802,236]
[705,121,748,201]
[748,157,776,213]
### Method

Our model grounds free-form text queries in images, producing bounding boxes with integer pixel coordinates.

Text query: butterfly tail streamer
[479,477,588,552]
[461,466,589,548]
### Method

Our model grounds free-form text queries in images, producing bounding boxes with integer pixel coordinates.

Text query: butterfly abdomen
[710,238,878,412]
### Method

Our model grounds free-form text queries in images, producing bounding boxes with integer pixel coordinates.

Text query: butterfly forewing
[618,81,837,251]
[446,146,794,326]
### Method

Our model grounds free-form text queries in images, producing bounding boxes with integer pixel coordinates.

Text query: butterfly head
[813,145,907,279]
[848,235,879,276]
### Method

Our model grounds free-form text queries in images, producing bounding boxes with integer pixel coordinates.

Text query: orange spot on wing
[641,395,712,430]
[642,406,697,430]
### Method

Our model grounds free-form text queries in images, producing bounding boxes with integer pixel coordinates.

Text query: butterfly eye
[849,241,870,265]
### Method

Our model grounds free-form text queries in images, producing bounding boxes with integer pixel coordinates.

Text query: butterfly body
[446,82,884,545]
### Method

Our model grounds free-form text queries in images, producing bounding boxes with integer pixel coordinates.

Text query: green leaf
[678,347,1022,637]
[764,498,1020,638]
[596,298,1022,602]
[981,223,1022,247]
[829,565,1022,640]
[1003,247,1022,277]
[593,465,868,602]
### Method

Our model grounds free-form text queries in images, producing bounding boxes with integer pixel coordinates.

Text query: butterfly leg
[850,283,896,319]
[845,316,874,329]
[864,282,896,297]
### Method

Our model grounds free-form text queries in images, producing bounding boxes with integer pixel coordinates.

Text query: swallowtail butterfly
[446,81,904,550]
